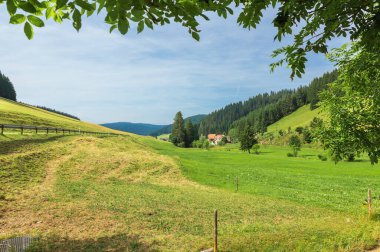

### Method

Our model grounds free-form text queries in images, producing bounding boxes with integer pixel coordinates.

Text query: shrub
[289,135,301,157]
[287,153,294,157]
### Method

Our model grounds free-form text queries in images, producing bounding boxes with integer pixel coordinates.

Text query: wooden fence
[0,124,121,136]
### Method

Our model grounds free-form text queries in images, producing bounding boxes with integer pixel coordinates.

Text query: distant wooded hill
[102,114,206,136]
[101,122,167,136]
[150,114,206,136]
[198,70,338,137]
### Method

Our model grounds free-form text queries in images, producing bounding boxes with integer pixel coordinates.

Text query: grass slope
[267,105,326,133]
[0,98,122,133]
[2,131,380,251]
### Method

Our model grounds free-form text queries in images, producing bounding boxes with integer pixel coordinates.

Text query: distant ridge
[149,114,206,137]
[101,122,166,136]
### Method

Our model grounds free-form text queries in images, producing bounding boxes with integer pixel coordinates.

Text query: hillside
[101,122,166,135]
[199,70,337,136]
[150,114,206,136]
[267,105,327,133]
[0,97,122,133]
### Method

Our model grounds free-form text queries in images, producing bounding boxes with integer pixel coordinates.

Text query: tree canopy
[3,0,379,77]
[0,71,17,101]
[319,43,380,164]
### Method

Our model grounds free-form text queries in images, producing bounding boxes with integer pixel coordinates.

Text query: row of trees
[0,71,17,101]
[199,70,337,137]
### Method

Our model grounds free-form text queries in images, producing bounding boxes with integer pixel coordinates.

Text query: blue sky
[0,7,344,124]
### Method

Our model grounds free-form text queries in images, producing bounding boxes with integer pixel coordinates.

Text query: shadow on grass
[28,233,157,252]
[0,135,66,155]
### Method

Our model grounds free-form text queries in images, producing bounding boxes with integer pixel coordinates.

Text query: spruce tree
[0,71,17,101]
[184,119,195,147]
[171,111,186,147]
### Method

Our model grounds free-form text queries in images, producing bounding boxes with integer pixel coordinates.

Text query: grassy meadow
[267,105,326,133]
[2,98,380,251]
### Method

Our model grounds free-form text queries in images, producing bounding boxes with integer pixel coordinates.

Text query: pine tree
[171,111,186,147]
[0,71,17,101]
[184,119,195,147]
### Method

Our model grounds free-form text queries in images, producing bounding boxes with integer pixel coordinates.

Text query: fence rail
[0,124,121,136]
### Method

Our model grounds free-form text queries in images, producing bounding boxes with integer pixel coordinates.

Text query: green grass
[157,134,170,139]
[0,97,122,133]
[267,105,326,133]
[2,121,380,250]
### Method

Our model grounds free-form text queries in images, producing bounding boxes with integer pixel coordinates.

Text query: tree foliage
[288,134,301,157]
[239,124,257,153]
[319,43,380,164]
[170,111,186,147]
[184,119,195,147]
[0,71,17,101]
[3,0,379,77]
[199,70,337,137]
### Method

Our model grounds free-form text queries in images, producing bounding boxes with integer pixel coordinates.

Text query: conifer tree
[0,71,17,101]
[171,111,186,147]
[184,119,195,147]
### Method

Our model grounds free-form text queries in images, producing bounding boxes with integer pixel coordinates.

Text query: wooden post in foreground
[214,209,218,252]
[368,189,372,217]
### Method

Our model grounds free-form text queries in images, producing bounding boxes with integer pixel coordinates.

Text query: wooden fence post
[21,126,23,135]
[35,127,38,134]
[214,209,218,252]
[46,128,49,134]
[1,124,4,135]
[368,189,372,217]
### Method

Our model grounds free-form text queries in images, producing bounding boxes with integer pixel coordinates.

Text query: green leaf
[75,0,95,11]
[45,7,55,19]
[109,24,117,33]
[72,9,81,31]
[118,19,129,35]
[19,2,37,13]
[137,20,144,33]
[144,18,153,29]
[191,32,200,41]
[27,15,45,27]
[10,14,26,24]
[24,22,34,39]
[56,0,69,9]
[6,0,17,15]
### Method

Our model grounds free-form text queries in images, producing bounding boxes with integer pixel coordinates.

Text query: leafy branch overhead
[3,0,380,78]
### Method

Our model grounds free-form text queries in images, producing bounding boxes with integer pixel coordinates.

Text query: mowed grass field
[267,105,326,133]
[2,99,380,251]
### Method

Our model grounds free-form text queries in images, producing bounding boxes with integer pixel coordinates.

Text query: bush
[287,153,294,157]
[289,135,302,157]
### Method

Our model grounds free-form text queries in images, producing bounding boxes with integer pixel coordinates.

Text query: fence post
[214,209,218,252]
[35,127,38,134]
[368,189,372,217]
[1,125,3,135]
[46,128,49,134]
[21,126,23,135]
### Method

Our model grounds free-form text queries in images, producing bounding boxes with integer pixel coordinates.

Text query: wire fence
[0,124,121,136]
